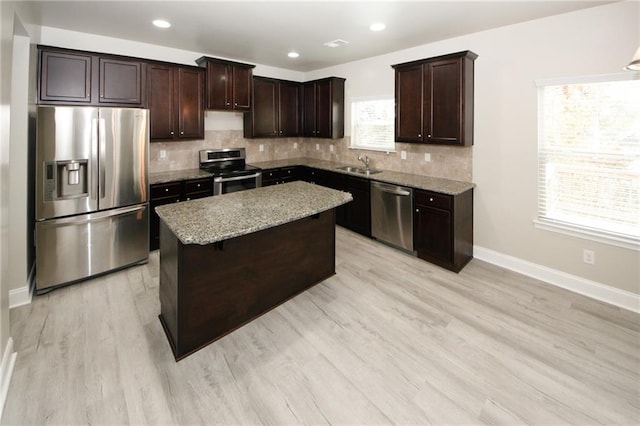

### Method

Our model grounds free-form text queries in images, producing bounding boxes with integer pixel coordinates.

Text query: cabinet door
[279,81,302,137]
[315,80,332,138]
[302,82,317,137]
[251,77,279,137]
[177,67,205,139]
[395,64,423,142]
[414,204,452,263]
[99,58,143,105]
[205,62,231,109]
[232,66,252,110]
[344,176,371,237]
[148,64,176,140]
[426,58,462,145]
[39,50,92,103]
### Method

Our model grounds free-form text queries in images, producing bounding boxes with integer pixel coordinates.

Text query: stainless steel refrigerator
[35,106,149,293]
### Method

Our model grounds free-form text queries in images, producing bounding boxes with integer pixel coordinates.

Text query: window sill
[533,219,640,251]
[349,146,396,154]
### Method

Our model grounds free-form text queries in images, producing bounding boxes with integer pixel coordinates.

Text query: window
[350,97,395,152]
[536,74,640,247]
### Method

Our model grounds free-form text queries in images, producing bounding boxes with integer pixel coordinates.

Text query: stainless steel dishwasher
[370,181,414,252]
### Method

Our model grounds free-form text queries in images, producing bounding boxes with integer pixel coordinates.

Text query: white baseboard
[474,245,640,314]
[9,264,34,309]
[0,338,17,419]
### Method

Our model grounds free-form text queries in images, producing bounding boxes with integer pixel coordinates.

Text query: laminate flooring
[3,227,639,425]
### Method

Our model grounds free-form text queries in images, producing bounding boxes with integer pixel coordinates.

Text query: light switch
[330,144,334,152]
[259,144,264,152]
[400,150,407,160]
[424,153,431,162]
[293,142,298,149]
[159,150,167,159]
[316,143,320,150]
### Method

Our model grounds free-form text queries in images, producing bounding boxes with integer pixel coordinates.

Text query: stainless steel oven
[199,148,262,195]
[214,172,262,195]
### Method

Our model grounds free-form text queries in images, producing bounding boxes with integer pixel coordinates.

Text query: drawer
[184,178,212,194]
[151,182,182,199]
[280,167,296,177]
[263,169,280,179]
[183,190,211,201]
[415,190,452,210]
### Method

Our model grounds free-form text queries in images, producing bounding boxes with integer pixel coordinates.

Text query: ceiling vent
[324,39,350,48]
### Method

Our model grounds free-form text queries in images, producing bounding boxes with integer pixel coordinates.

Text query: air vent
[324,39,350,48]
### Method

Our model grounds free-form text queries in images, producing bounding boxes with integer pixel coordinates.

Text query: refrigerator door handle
[98,117,106,199]
[92,118,100,201]
[36,204,147,227]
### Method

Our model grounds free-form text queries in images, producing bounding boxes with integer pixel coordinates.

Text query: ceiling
[22,1,613,71]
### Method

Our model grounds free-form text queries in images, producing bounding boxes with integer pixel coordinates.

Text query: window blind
[350,98,395,151]
[537,77,640,240]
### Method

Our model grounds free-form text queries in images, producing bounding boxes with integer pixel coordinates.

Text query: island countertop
[155,180,353,245]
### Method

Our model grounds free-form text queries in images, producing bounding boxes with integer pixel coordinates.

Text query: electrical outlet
[424,153,431,162]
[400,150,407,160]
[316,143,320,151]
[330,144,334,152]
[293,142,298,149]
[259,144,264,152]
[159,150,167,159]
[583,249,595,265]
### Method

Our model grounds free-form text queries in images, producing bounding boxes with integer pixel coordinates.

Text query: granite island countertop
[249,157,475,195]
[155,180,353,245]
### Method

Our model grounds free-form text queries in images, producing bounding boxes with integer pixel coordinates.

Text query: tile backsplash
[149,130,472,182]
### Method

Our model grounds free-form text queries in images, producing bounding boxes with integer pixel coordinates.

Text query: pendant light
[624,46,640,71]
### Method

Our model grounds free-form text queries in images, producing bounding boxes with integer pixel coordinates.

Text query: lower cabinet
[414,188,473,272]
[342,176,371,237]
[150,177,213,250]
[261,166,300,186]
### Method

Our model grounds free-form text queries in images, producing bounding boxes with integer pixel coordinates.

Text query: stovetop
[199,148,261,177]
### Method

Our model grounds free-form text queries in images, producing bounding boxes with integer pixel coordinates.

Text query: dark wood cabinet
[342,176,371,237]
[39,49,93,103]
[38,46,145,106]
[243,77,302,138]
[413,188,473,272]
[147,63,204,141]
[150,178,213,250]
[393,51,477,146]
[196,57,255,111]
[261,167,300,186]
[303,77,345,139]
[98,57,144,105]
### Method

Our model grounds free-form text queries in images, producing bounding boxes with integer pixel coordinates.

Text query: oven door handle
[215,173,261,183]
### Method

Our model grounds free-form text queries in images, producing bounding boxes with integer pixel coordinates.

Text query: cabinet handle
[165,188,169,192]
[197,184,201,187]
[429,198,434,202]
[418,133,422,138]
[170,131,174,135]
[415,208,420,213]
[180,131,184,135]
[226,102,230,106]
[427,134,431,138]
[186,197,191,201]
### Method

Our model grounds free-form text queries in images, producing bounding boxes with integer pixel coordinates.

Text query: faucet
[358,155,371,169]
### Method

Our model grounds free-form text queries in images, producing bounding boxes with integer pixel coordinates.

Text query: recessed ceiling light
[370,22,386,32]
[152,19,171,29]
[288,51,299,58]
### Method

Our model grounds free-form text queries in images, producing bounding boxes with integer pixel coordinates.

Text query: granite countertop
[149,168,212,185]
[250,157,475,195]
[155,181,353,245]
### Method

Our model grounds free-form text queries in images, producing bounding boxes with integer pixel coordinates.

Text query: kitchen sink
[335,165,383,175]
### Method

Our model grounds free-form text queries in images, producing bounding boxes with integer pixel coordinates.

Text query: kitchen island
[155,181,352,360]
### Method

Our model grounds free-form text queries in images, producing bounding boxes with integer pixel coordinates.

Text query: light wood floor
[3,227,639,425]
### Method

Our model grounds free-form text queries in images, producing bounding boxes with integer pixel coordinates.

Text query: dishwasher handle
[373,182,412,196]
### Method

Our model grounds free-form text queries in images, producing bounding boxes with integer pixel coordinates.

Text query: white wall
[35,2,640,297]
[304,1,640,296]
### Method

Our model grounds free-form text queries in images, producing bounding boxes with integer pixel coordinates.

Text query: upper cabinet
[147,63,205,141]
[393,51,477,146]
[196,57,255,111]
[37,46,145,107]
[243,76,302,138]
[303,77,345,139]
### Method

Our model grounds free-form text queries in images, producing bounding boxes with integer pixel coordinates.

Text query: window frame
[534,72,640,251]
[349,96,396,153]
